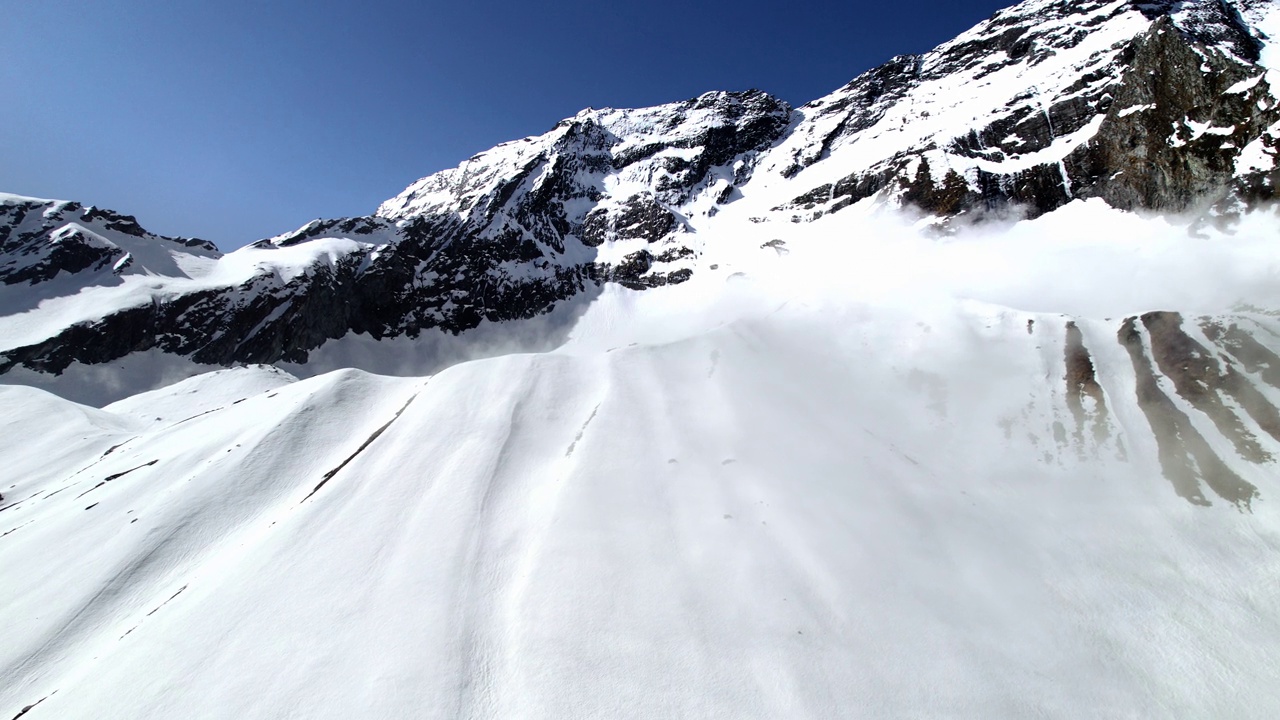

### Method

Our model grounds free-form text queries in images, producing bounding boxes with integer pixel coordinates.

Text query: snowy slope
[4,198,1280,717]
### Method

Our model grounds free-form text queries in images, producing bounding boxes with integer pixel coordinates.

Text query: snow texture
[3,198,1280,718]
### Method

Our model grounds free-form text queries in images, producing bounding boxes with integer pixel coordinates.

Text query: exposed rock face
[1072,16,1278,214]
[0,214,599,371]
[771,0,1280,221]
[0,91,791,371]
[581,194,676,247]
[1063,321,1110,449]
[377,89,790,240]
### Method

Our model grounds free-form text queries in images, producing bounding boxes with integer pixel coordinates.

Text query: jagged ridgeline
[0,90,792,373]
[2,0,1279,376]
[773,0,1280,218]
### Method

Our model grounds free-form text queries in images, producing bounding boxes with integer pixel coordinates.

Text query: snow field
[4,255,1280,716]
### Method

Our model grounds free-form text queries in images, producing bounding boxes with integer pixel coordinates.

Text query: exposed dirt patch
[1143,312,1274,462]
[1118,317,1258,509]
[1202,319,1280,388]
[1064,321,1111,451]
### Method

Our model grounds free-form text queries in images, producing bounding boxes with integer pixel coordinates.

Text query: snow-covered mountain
[0,91,790,385]
[5,0,1280,717]
[4,0,1280,384]
[0,195,217,287]
[766,0,1280,219]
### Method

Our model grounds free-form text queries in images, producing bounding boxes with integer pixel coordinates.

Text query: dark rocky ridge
[776,0,1280,221]
[1,91,790,372]
[1,198,217,286]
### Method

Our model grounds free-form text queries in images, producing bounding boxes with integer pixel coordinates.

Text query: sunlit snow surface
[3,199,1280,718]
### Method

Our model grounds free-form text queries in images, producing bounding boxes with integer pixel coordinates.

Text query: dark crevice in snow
[45,441,142,499]
[40,486,70,500]
[75,460,159,500]
[564,404,601,457]
[121,585,191,640]
[1,519,34,539]
[146,584,188,617]
[301,392,420,503]
[100,438,136,459]
[9,695,49,720]
[0,489,42,513]
[102,459,160,483]
[169,406,227,428]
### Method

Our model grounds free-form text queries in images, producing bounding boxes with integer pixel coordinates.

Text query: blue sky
[1,0,1010,249]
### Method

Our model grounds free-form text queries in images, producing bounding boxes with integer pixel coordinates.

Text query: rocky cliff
[770,0,1280,221]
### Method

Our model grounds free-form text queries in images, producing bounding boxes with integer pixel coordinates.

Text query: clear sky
[1,0,1011,249]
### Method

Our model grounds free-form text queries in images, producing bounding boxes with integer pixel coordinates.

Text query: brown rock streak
[1118,317,1257,509]
[1143,312,1272,462]
[1064,321,1110,449]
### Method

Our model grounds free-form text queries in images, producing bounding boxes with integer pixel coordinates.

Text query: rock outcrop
[772,0,1280,221]
[1,91,790,371]
[0,197,217,287]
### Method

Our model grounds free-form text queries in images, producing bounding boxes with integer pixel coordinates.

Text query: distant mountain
[0,195,217,286]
